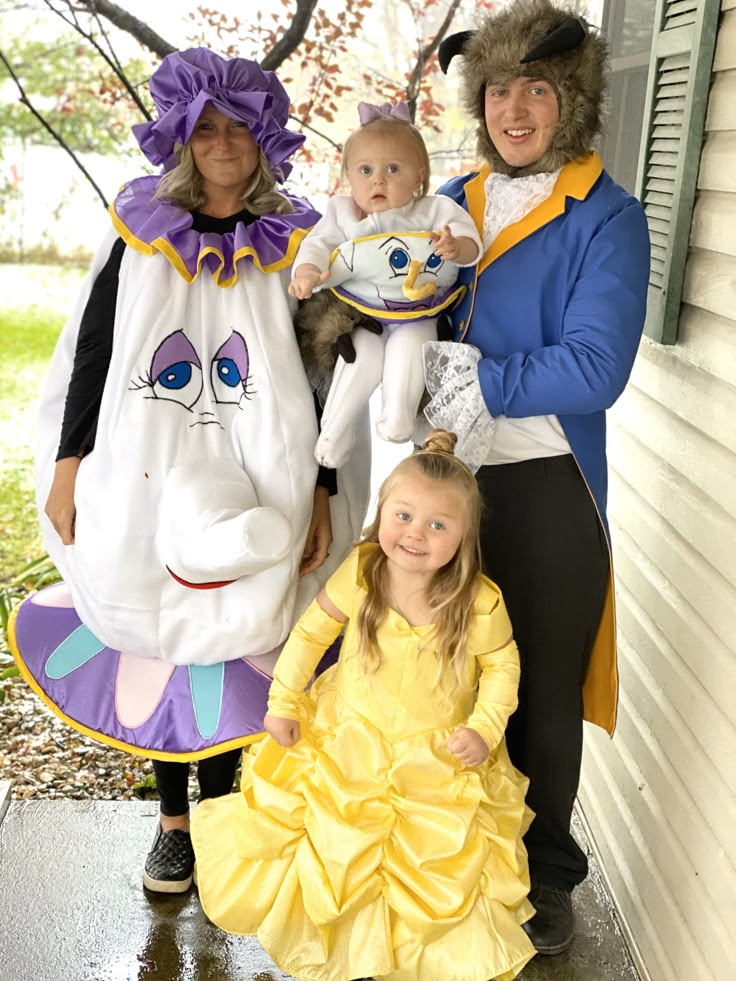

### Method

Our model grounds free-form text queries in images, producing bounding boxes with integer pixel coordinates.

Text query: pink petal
[115,653,175,729]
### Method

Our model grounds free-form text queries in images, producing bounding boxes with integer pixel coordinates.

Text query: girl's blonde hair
[341,116,431,198]
[154,142,295,215]
[355,429,482,687]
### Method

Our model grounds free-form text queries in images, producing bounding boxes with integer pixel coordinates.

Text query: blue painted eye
[216,358,241,387]
[426,253,443,270]
[158,362,192,390]
[389,248,410,271]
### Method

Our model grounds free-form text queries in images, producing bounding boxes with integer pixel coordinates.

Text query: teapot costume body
[10,50,369,760]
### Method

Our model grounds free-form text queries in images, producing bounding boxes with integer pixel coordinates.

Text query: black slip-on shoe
[143,824,194,894]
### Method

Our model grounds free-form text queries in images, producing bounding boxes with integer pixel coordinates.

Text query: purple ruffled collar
[110,175,320,286]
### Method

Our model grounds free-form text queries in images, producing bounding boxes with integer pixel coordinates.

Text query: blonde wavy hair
[355,429,482,688]
[154,142,295,216]
[341,116,431,198]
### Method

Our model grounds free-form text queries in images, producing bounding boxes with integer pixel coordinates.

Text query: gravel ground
[0,674,200,803]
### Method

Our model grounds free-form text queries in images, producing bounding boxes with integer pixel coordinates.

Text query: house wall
[578,3,736,979]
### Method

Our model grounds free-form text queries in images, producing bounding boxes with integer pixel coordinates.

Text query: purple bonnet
[132,47,304,181]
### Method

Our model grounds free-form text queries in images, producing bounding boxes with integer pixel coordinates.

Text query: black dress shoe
[522,884,574,955]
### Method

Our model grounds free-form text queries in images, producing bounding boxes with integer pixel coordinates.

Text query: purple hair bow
[357,101,413,126]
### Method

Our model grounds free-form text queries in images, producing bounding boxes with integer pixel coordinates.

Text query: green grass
[0,265,86,666]
[0,305,64,581]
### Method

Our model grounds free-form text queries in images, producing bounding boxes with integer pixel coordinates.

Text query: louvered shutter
[635,0,719,344]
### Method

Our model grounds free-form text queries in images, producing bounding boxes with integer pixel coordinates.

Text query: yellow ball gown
[192,543,535,981]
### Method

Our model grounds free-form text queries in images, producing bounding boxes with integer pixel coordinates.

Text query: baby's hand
[447,727,489,766]
[429,225,460,261]
[428,227,479,265]
[288,263,330,299]
[264,713,301,746]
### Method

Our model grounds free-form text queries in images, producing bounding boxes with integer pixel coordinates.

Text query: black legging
[153,748,242,817]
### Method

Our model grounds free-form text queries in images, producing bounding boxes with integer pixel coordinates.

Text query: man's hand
[447,727,489,766]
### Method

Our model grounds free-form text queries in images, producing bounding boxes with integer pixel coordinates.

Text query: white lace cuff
[422,341,495,473]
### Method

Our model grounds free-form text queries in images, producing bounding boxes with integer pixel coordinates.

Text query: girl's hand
[44,456,82,545]
[300,485,332,576]
[288,264,330,300]
[448,727,489,766]
[264,713,301,746]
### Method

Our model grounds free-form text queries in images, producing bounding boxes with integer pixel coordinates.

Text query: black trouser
[477,454,609,891]
[152,748,242,817]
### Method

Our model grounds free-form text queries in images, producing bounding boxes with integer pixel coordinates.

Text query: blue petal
[45,624,107,679]
[189,663,224,739]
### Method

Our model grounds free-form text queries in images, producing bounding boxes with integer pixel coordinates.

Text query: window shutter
[635,0,719,344]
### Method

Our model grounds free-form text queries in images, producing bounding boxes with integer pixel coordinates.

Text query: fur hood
[456,0,607,177]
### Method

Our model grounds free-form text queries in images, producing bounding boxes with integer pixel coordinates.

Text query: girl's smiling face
[484,75,560,170]
[378,472,466,577]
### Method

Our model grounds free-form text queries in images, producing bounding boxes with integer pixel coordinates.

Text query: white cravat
[481,168,571,464]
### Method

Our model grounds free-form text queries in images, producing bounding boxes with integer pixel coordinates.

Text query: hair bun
[422,429,458,455]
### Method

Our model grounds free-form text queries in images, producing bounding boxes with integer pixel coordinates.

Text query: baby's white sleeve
[435,196,482,265]
[292,197,346,272]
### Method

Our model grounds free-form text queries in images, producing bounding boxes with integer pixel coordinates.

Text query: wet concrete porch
[0,792,639,981]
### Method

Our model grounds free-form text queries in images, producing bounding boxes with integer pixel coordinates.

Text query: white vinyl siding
[579,2,736,980]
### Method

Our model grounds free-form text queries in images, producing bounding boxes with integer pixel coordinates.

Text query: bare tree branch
[74,0,319,72]
[261,0,320,71]
[76,0,175,59]
[44,0,152,119]
[406,0,463,117]
[0,48,109,208]
[289,113,342,152]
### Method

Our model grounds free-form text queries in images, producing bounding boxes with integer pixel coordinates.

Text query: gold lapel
[466,153,604,275]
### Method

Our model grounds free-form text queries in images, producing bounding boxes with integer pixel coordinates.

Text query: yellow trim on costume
[334,230,434,248]
[464,154,604,276]
[567,451,618,736]
[8,606,266,763]
[464,165,491,240]
[329,284,466,322]
[583,577,616,735]
[481,152,602,272]
[109,200,311,288]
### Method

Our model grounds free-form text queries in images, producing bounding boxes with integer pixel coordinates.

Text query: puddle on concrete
[0,800,638,981]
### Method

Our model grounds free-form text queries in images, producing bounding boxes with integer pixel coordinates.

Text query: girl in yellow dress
[191,430,536,981]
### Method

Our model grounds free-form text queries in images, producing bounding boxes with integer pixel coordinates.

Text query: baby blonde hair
[341,116,431,198]
[355,429,482,687]
[155,142,295,216]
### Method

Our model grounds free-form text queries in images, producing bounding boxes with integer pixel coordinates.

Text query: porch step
[0,799,639,981]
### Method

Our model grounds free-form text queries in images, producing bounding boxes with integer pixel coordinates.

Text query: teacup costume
[294,102,481,468]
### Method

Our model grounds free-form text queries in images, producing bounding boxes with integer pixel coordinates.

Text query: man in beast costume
[427,0,650,954]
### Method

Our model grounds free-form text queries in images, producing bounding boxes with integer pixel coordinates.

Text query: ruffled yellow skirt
[192,699,535,981]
